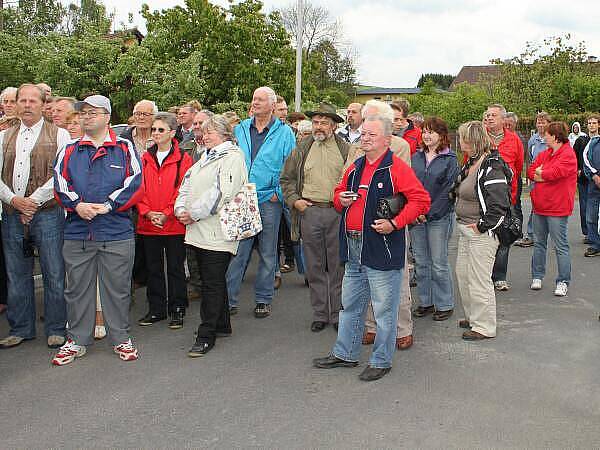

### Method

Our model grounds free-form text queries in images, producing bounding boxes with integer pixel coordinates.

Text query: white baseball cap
[74,95,111,115]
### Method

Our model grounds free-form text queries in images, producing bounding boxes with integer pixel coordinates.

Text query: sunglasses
[151,127,170,133]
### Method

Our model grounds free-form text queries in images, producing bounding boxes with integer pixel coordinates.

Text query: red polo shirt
[345,152,386,231]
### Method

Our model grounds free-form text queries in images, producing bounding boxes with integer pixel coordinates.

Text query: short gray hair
[362,99,394,122]
[504,111,518,122]
[201,114,234,141]
[297,120,312,134]
[254,86,277,105]
[363,114,393,137]
[199,109,215,118]
[153,112,178,131]
[134,99,158,114]
[487,103,507,116]
[0,86,17,101]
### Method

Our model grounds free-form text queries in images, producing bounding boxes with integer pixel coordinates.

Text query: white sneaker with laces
[554,282,568,297]
[530,279,542,290]
[52,338,86,366]
[494,280,510,291]
[114,338,138,361]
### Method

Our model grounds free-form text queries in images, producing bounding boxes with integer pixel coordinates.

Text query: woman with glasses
[409,117,458,321]
[175,115,247,356]
[454,121,511,340]
[137,112,193,329]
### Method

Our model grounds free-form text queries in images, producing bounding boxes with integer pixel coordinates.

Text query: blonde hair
[458,121,493,160]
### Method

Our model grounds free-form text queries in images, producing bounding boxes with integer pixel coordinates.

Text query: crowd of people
[0,81,598,381]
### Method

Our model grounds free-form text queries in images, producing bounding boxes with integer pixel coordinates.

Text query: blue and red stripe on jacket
[53,129,143,241]
[334,149,430,271]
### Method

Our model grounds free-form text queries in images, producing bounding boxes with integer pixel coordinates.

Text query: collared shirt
[250,116,275,162]
[337,124,362,144]
[0,118,70,205]
[345,152,386,231]
[528,133,547,162]
[302,136,345,203]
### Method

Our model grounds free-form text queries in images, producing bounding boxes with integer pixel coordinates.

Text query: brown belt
[304,199,333,208]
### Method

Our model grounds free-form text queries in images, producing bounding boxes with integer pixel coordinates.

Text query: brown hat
[305,102,344,123]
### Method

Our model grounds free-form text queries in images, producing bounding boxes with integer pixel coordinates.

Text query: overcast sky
[101,0,599,87]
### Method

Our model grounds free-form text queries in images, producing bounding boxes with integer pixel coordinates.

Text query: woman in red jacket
[527,122,577,297]
[137,112,193,328]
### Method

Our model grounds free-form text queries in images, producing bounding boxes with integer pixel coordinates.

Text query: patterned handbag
[219,183,263,241]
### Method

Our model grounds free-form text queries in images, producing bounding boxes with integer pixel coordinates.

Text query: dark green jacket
[280,134,350,241]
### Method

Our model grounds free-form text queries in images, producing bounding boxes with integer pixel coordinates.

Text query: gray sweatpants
[63,239,135,346]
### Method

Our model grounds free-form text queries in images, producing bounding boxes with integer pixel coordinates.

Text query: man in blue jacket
[227,86,296,318]
[52,95,143,365]
[583,132,600,257]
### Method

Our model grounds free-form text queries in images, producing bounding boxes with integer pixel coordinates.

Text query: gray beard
[313,132,331,142]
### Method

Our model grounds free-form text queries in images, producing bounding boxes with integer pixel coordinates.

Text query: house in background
[354,87,434,103]
[449,65,501,90]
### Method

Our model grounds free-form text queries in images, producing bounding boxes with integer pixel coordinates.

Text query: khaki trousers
[455,223,499,337]
[364,230,413,338]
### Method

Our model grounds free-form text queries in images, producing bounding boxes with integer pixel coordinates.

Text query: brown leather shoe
[458,319,471,329]
[396,334,413,350]
[462,330,493,340]
[274,275,282,290]
[362,332,375,345]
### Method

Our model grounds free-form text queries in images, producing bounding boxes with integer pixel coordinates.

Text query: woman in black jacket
[453,121,511,340]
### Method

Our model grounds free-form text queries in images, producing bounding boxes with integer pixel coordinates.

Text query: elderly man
[0,84,71,349]
[52,95,143,365]
[175,103,196,144]
[1,87,17,118]
[390,99,422,154]
[337,102,363,144]
[51,97,75,129]
[181,109,213,163]
[485,104,524,291]
[226,86,295,318]
[121,99,157,154]
[281,102,349,331]
[313,114,430,381]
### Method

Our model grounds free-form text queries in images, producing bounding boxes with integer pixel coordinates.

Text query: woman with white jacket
[175,115,248,356]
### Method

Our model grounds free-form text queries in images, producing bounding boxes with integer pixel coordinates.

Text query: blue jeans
[409,214,454,311]
[531,214,571,284]
[585,190,600,250]
[332,236,403,369]
[227,200,282,306]
[2,208,66,338]
[578,178,588,236]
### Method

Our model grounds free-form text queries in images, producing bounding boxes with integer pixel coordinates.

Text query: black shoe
[359,365,391,381]
[168,309,185,330]
[254,303,271,318]
[229,305,239,316]
[432,309,453,321]
[584,247,600,257]
[313,354,358,369]
[311,321,327,332]
[413,305,435,317]
[138,313,166,326]
[187,339,214,357]
[216,328,232,337]
[333,323,339,331]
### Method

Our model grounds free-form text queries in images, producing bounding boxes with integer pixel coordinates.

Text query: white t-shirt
[156,149,170,166]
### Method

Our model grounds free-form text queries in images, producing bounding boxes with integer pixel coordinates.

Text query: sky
[101,0,600,88]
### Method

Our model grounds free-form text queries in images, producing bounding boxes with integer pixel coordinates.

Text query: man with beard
[281,102,350,331]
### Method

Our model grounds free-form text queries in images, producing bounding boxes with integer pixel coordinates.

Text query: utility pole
[0,0,4,33]
[294,0,303,112]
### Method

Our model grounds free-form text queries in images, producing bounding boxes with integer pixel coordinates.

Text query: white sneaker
[114,338,138,361]
[52,338,86,366]
[530,279,542,290]
[494,280,510,291]
[554,282,568,297]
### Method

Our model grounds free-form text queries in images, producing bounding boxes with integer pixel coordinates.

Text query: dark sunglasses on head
[151,127,169,133]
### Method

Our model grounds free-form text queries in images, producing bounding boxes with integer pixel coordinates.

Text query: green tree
[417,73,454,90]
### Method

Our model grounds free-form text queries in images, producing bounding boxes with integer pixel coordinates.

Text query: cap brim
[304,111,344,123]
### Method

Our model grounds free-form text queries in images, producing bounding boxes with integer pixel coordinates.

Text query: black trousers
[194,247,231,343]
[278,211,295,264]
[142,234,188,316]
[0,227,7,305]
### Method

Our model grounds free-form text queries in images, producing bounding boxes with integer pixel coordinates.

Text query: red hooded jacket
[137,139,193,235]
[497,128,524,205]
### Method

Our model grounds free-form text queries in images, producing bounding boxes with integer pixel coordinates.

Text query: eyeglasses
[134,112,153,118]
[79,111,108,118]
[151,127,169,133]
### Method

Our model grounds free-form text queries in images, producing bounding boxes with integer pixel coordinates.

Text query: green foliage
[417,73,454,90]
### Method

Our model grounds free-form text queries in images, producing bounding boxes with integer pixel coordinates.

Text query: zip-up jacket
[234,117,296,204]
[573,134,590,181]
[54,129,143,241]
[334,149,430,271]
[527,142,577,217]
[137,139,193,235]
[497,128,523,205]
[411,148,459,221]
[400,120,422,155]
[582,136,600,197]
[473,150,512,234]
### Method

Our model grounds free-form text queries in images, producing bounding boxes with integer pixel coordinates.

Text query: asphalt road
[1,200,600,449]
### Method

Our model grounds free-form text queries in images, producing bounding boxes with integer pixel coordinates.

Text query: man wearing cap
[52,95,143,365]
[281,102,349,331]
[0,83,70,349]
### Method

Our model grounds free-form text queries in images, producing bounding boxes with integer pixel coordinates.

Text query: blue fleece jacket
[234,117,295,204]
[411,149,459,221]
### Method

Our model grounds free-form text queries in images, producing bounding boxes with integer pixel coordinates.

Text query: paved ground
[1,200,600,449]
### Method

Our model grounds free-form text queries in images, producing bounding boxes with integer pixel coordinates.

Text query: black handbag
[376,193,407,219]
[495,207,522,247]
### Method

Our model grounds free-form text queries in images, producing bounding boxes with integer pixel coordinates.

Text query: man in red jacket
[485,104,524,292]
[390,99,422,155]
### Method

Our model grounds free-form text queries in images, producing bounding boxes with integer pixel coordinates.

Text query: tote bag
[219,183,263,241]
